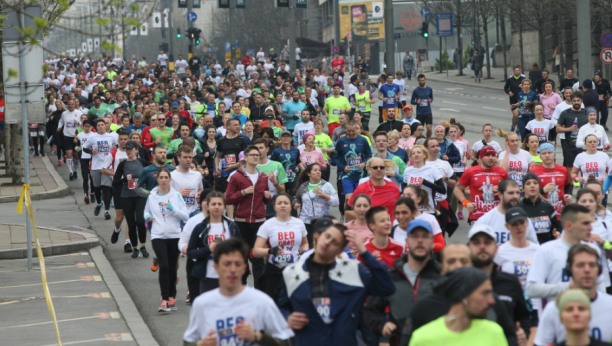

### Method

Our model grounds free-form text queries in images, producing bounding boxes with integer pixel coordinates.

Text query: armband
[461,199,470,207]
[573,175,579,181]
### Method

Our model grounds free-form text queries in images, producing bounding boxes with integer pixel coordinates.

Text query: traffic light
[421,22,429,38]
[176,28,182,38]
[187,27,202,45]
[159,42,169,52]
[471,35,475,45]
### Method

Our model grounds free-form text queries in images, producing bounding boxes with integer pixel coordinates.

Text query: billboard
[339,0,385,42]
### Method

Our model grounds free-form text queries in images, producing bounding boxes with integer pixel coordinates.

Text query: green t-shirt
[87,105,108,119]
[110,123,120,133]
[307,182,322,200]
[149,127,175,148]
[409,317,508,346]
[324,96,351,125]
[361,134,372,147]
[167,138,203,163]
[354,90,372,112]
[531,154,542,165]
[256,160,288,195]
[314,133,334,161]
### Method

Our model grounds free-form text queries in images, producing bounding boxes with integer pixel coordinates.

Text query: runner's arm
[422,178,445,194]
[360,251,396,297]
[363,295,391,337]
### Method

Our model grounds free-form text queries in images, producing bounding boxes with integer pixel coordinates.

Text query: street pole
[188,0,193,55]
[18,9,33,270]
[289,0,297,73]
[169,0,175,61]
[439,35,442,73]
[384,0,395,73]
[577,0,591,80]
[230,0,235,64]
[333,0,340,50]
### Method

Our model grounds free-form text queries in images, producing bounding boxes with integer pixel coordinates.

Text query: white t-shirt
[183,286,294,343]
[236,64,245,74]
[179,213,205,255]
[256,51,266,62]
[157,54,168,66]
[101,149,127,173]
[471,140,502,155]
[393,79,407,101]
[246,65,257,76]
[293,122,316,147]
[403,165,443,214]
[205,221,231,278]
[256,217,308,268]
[451,140,467,173]
[263,63,274,73]
[573,151,610,182]
[82,132,118,170]
[498,149,533,190]
[170,170,204,214]
[392,212,443,250]
[295,47,301,60]
[426,159,454,202]
[76,131,93,159]
[534,292,612,345]
[59,110,82,137]
[525,119,555,142]
[473,208,539,245]
[175,59,188,73]
[246,172,259,186]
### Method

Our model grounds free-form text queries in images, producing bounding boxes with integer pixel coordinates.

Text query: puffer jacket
[225,166,271,223]
[294,179,339,225]
[438,137,461,165]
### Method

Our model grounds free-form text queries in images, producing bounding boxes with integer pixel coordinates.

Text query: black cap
[505,207,529,225]
[266,113,274,118]
[125,140,139,149]
[313,217,335,234]
[522,172,539,186]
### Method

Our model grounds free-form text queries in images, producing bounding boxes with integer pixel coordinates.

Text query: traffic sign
[225,42,231,52]
[421,7,430,18]
[601,48,612,64]
[332,45,339,54]
[187,12,197,22]
[225,52,231,61]
[436,13,453,37]
[235,48,241,58]
[601,32,612,48]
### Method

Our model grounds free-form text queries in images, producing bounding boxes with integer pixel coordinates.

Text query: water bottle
[221,160,229,177]
[571,117,578,138]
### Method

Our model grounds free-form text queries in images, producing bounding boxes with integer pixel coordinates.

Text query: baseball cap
[266,113,275,119]
[313,217,335,234]
[583,79,593,89]
[468,224,496,241]
[403,104,413,111]
[125,140,139,149]
[406,219,433,235]
[281,130,292,137]
[170,102,179,108]
[505,207,529,225]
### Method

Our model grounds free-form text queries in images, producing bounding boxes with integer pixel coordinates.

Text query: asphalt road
[3,77,527,345]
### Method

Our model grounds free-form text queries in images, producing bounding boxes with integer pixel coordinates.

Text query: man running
[75,120,95,204]
[171,145,204,220]
[379,73,400,123]
[253,138,287,218]
[57,99,82,180]
[557,91,587,176]
[529,143,573,216]
[504,65,525,132]
[375,107,404,133]
[410,74,434,138]
[281,90,307,134]
[150,113,176,150]
[215,118,248,193]
[103,130,130,249]
[334,120,371,202]
[323,84,351,135]
[347,157,400,222]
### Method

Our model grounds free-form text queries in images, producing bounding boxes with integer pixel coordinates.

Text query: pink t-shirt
[344,220,374,253]
[299,149,327,170]
[540,92,563,119]
[398,138,412,150]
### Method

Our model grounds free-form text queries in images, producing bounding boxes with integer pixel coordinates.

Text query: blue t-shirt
[410,86,434,115]
[282,101,307,130]
[389,146,409,163]
[231,113,248,127]
[271,146,301,182]
[125,124,147,134]
[379,83,401,109]
[334,135,372,182]
[518,91,539,118]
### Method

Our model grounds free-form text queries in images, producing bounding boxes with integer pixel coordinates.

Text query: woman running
[521,133,542,165]
[524,102,555,144]
[387,130,409,163]
[299,132,326,170]
[293,163,339,247]
[253,193,308,301]
[402,145,445,214]
[390,197,416,251]
[519,172,562,244]
[571,134,610,186]
[400,186,446,252]
[497,130,534,194]
[577,108,610,151]
[344,194,374,257]
[144,168,189,312]
[471,123,502,160]
[312,118,334,181]
[398,123,412,150]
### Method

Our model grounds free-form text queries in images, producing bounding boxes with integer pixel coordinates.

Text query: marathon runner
[57,99,82,181]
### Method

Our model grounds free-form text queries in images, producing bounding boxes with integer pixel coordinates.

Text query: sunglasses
[370,165,386,170]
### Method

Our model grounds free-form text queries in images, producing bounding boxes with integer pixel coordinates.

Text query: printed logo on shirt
[97,140,110,153]
[216,316,249,346]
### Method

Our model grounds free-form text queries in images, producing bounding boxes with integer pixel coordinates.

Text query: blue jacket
[277,251,396,346]
[410,86,433,116]
[438,138,461,164]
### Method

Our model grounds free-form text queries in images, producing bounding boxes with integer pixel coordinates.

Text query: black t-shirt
[559,78,579,91]
[557,108,587,148]
[217,135,247,167]
[556,340,612,346]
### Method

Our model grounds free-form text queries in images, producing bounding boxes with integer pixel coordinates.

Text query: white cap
[468,224,496,241]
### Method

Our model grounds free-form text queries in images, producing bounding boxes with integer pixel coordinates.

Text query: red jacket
[241,56,253,66]
[225,166,271,223]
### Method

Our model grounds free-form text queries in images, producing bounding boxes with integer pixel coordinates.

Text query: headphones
[565,244,603,277]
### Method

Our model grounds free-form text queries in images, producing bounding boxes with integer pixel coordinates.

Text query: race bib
[530,216,551,234]
[272,249,294,266]
[599,94,605,101]
[313,297,333,324]
[435,192,445,201]
[333,109,341,115]
[30,132,37,137]
[294,111,301,117]
[347,156,362,167]
[66,122,76,128]
[218,327,239,346]
[0,107,4,112]
[359,106,366,112]
[183,193,197,205]
[97,144,110,153]
[598,138,602,147]
[286,168,296,180]
[128,178,138,189]
[386,98,395,105]
[513,261,531,282]
[453,161,463,168]
[224,155,236,164]
[509,172,525,184]
[538,135,548,142]
[419,100,428,107]
[207,110,216,117]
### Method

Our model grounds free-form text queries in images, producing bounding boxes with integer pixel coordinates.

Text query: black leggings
[95,186,112,211]
[259,262,284,303]
[54,131,63,160]
[31,136,45,155]
[80,159,94,195]
[236,221,264,289]
[122,196,147,247]
[305,223,314,249]
[151,238,180,301]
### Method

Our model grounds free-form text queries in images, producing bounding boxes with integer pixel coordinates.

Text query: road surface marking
[483,107,507,112]
[443,101,467,106]
[439,108,460,112]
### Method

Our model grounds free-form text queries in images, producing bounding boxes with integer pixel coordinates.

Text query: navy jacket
[438,138,461,164]
[277,251,396,346]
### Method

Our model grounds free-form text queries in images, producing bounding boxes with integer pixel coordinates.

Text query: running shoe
[41,151,45,157]
[90,193,96,204]
[605,126,610,132]
[73,172,78,179]
[34,153,39,157]
[131,248,140,259]
[69,173,74,181]
[104,211,111,220]
[94,204,102,216]
[186,292,190,304]
[510,126,515,133]
[151,256,159,272]
[140,246,150,258]
[111,228,120,244]
[84,194,90,205]
[29,147,34,154]
[457,211,464,220]
[168,297,177,311]
[110,203,115,209]
[63,155,67,163]
[58,160,62,166]
[158,300,171,312]
[124,242,133,253]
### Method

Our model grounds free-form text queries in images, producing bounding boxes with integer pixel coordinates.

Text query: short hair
[424,137,438,148]
[95,118,105,126]
[346,120,357,127]
[117,130,129,138]
[567,244,599,276]
[213,237,249,264]
[513,65,521,70]
[252,138,268,147]
[176,145,193,157]
[244,145,259,155]
[498,178,519,195]
[227,118,241,126]
[570,91,583,100]
[333,83,342,89]
[132,112,143,120]
[153,144,167,153]
[373,131,388,139]
[232,101,241,107]
[365,206,388,227]
[560,204,591,226]
[417,74,425,79]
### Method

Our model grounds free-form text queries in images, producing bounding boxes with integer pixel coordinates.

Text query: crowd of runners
[32,49,612,346]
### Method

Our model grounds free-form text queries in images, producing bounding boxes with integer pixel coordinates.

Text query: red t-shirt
[529,164,570,216]
[458,165,509,220]
[242,56,253,66]
[348,180,400,222]
[331,59,346,72]
[359,238,404,268]
[0,99,4,122]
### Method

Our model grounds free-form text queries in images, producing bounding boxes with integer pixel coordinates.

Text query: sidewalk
[0,153,70,203]
[0,224,99,259]
[422,66,510,91]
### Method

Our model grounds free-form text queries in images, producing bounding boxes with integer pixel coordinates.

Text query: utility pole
[169,0,175,61]
[577,0,591,80]
[333,0,340,50]
[230,0,235,64]
[384,0,395,73]
[289,0,297,72]
[188,0,193,55]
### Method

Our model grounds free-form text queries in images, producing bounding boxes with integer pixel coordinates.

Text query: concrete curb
[0,225,99,259]
[422,70,505,91]
[0,155,70,204]
[89,246,160,346]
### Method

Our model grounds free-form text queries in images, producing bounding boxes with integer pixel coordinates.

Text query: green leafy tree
[435,50,454,70]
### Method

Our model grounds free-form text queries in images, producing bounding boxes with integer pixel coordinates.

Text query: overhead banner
[87,38,93,52]
[140,22,148,35]
[152,12,162,27]
[339,0,385,42]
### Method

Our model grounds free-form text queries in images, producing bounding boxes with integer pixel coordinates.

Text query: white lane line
[483,107,507,112]
[443,101,467,106]
[439,108,460,112]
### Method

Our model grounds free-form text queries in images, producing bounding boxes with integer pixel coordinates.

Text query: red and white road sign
[601,48,612,64]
